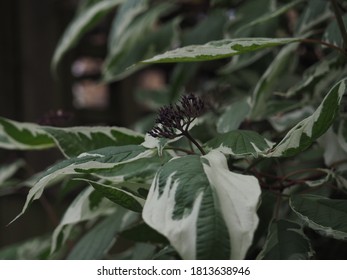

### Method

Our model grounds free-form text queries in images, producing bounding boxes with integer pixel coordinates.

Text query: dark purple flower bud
[148,93,205,139]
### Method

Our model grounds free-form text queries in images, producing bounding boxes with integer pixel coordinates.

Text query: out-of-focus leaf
[67,208,138,259]
[267,78,347,157]
[52,0,125,70]
[103,3,178,81]
[0,159,25,185]
[290,194,347,240]
[295,0,331,35]
[217,99,251,133]
[0,117,54,150]
[235,0,304,36]
[51,186,116,253]
[250,43,298,120]
[257,219,314,259]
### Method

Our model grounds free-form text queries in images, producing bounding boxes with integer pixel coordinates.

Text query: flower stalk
[148,94,206,155]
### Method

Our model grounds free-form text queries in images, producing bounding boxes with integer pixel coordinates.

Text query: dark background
[0,0,144,248]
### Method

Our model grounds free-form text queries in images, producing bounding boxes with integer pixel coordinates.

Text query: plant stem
[183,131,206,155]
[331,0,347,52]
[300,38,346,55]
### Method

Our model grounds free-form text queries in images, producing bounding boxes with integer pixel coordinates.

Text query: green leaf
[295,0,331,35]
[257,220,314,260]
[217,99,251,133]
[120,222,169,244]
[51,186,116,253]
[52,0,125,70]
[143,150,261,259]
[12,145,154,224]
[108,0,148,50]
[205,130,273,157]
[43,126,144,158]
[0,117,54,150]
[235,0,304,36]
[0,235,52,260]
[142,38,300,64]
[250,43,299,120]
[267,78,347,157]
[83,180,146,212]
[290,194,347,240]
[67,208,138,259]
[103,3,178,81]
[323,15,347,48]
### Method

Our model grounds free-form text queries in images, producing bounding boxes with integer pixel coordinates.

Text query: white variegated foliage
[143,149,261,259]
[11,145,154,223]
[267,78,347,157]
[142,38,300,64]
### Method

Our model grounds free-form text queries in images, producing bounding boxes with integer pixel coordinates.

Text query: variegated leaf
[43,126,144,158]
[205,130,273,157]
[290,195,347,240]
[81,179,148,212]
[52,0,125,69]
[250,43,298,120]
[0,159,25,185]
[143,150,261,259]
[11,145,154,223]
[142,38,300,64]
[0,117,54,150]
[257,219,314,259]
[267,78,347,157]
[51,186,116,252]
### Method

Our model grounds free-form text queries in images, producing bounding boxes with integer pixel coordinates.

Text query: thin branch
[300,38,346,55]
[183,131,206,155]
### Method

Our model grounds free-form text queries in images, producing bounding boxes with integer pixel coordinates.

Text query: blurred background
[0,0,146,250]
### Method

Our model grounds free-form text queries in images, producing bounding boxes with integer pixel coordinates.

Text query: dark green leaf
[290,194,347,240]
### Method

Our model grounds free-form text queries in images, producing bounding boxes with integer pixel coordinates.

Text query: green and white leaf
[108,0,148,50]
[257,219,314,260]
[323,15,347,48]
[67,207,138,259]
[318,128,347,170]
[52,0,125,69]
[12,145,154,223]
[0,159,25,185]
[0,117,54,150]
[267,78,347,157]
[43,126,144,158]
[250,43,299,120]
[142,38,300,64]
[217,99,251,133]
[205,130,273,157]
[235,0,304,36]
[290,194,347,240]
[295,0,331,35]
[103,3,178,81]
[143,150,261,259]
[285,56,340,98]
[51,186,116,252]
[269,106,314,132]
[82,179,148,212]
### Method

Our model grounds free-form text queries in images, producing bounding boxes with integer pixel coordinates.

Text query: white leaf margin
[142,149,261,259]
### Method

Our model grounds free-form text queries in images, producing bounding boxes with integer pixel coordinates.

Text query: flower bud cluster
[148,94,204,139]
